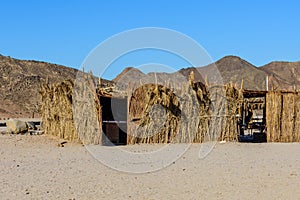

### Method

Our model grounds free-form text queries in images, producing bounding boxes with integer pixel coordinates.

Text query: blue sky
[1,0,300,79]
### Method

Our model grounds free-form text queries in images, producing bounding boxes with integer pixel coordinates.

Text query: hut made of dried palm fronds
[207,83,242,142]
[40,70,243,145]
[266,90,300,142]
[40,79,78,142]
[40,72,103,145]
[127,79,242,144]
[72,72,102,145]
[127,83,182,144]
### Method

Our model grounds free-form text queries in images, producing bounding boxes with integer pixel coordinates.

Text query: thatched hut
[40,73,300,144]
[39,72,253,145]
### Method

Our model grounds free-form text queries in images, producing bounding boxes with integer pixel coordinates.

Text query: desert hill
[198,56,268,90]
[0,54,80,118]
[261,61,300,90]
[115,56,300,91]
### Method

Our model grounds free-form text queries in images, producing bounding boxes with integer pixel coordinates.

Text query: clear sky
[1,0,300,80]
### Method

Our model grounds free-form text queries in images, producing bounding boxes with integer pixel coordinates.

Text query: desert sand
[1,134,300,200]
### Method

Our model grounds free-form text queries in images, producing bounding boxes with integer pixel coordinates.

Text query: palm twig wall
[266,91,300,142]
[40,74,242,144]
[40,79,78,142]
[127,80,241,144]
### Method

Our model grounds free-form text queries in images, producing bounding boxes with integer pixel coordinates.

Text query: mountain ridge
[114,55,275,91]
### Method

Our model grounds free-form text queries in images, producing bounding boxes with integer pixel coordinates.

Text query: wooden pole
[279,93,283,141]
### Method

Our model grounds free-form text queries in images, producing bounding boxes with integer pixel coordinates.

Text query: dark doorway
[238,90,267,143]
[100,96,127,145]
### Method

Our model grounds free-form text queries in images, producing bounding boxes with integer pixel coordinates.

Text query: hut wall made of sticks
[40,73,103,145]
[127,81,241,144]
[40,80,79,142]
[40,73,300,144]
[40,73,242,145]
[73,73,102,145]
[266,91,300,142]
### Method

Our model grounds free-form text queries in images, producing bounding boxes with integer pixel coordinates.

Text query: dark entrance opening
[100,96,127,145]
[238,90,267,143]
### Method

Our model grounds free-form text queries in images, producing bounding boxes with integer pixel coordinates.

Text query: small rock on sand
[6,119,28,134]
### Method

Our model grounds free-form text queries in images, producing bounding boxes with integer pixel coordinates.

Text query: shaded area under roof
[243,90,267,98]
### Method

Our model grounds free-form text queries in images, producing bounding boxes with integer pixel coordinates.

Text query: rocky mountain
[113,67,145,83]
[0,54,79,118]
[198,56,269,90]
[115,56,300,91]
[261,61,300,90]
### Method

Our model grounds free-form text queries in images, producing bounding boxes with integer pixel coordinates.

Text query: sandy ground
[1,134,300,200]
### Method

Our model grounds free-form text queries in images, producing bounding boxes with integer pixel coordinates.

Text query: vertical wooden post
[127,82,131,145]
[279,93,283,141]
[292,91,297,141]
